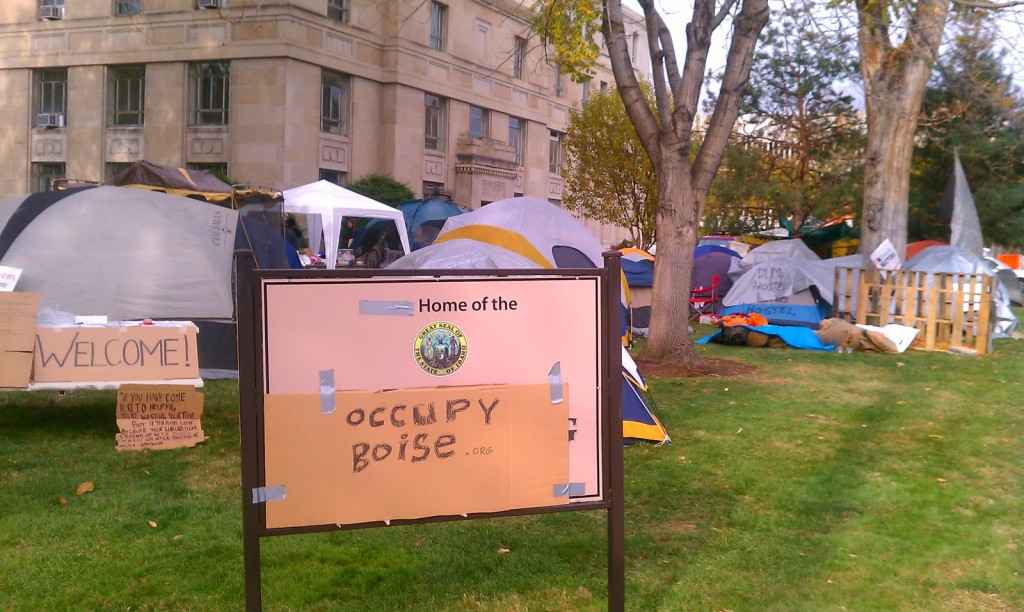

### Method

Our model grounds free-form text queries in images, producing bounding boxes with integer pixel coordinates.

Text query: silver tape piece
[319,369,336,415]
[552,482,586,497]
[359,300,414,316]
[251,484,287,504]
[548,361,563,404]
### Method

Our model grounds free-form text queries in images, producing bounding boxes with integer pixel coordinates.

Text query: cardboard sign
[115,385,206,451]
[262,276,603,501]
[263,383,569,528]
[33,324,198,383]
[0,266,22,292]
[870,238,902,271]
[0,292,40,388]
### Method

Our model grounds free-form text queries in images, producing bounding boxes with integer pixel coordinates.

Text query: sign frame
[236,252,624,611]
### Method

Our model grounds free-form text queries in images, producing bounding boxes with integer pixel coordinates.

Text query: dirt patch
[636,356,756,379]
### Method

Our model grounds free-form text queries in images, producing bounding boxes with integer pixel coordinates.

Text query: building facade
[0,0,650,245]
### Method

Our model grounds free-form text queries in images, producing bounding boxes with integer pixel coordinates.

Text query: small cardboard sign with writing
[263,383,569,528]
[115,384,207,452]
[34,324,199,383]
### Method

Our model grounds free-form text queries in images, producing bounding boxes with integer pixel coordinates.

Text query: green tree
[708,7,863,233]
[910,13,1024,248]
[534,0,769,362]
[562,88,657,250]
[346,174,414,207]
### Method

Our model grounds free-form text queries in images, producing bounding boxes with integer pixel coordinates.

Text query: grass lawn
[1,326,1022,611]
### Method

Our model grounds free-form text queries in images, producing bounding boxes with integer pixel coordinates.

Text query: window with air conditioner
[327,0,350,24]
[39,0,64,20]
[321,70,350,136]
[113,0,141,16]
[108,65,145,126]
[34,68,67,128]
[189,62,230,126]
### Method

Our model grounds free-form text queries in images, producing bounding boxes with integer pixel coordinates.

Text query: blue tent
[355,197,469,252]
[695,244,741,259]
[621,257,654,287]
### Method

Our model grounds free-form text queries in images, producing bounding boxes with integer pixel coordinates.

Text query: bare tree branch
[638,0,673,130]
[671,0,716,142]
[713,0,741,30]
[951,0,1024,7]
[605,0,662,163]
[654,11,682,94]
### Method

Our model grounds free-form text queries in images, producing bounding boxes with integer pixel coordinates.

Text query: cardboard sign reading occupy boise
[259,275,604,529]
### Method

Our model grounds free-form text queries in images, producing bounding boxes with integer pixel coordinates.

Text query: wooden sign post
[236,253,625,611]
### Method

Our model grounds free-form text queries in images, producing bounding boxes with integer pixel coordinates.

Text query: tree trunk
[857,0,952,258]
[646,141,699,361]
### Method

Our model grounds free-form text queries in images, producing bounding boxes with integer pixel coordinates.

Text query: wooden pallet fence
[832,267,995,355]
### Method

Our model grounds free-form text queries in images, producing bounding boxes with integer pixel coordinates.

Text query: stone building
[0,0,651,245]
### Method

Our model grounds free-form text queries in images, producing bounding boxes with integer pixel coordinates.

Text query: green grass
[2,327,1022,611]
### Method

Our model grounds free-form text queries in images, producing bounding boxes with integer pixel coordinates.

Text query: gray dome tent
[0,186,238,320]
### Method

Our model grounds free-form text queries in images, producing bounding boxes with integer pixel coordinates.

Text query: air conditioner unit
[37,113,65,128]
[39,5,64,20]
[196,0,222,8]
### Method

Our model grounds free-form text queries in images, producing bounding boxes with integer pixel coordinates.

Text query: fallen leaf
[57,496,68,508]
[936,478,947,484]
[147,520,158,528]
[497,547,510,554]
[928,434,944,440]
[75,481,94,496]
[173,534,183,541]
[896,362,905,367]
[724,387,729,392]
[736,427,743,434]
[827,578,834,584]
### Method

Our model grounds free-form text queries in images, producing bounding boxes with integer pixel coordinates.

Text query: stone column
[144,62,186,168]
[0,69,31,194]
[66,65,104,183]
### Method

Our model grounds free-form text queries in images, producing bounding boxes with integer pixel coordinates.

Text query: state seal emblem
[414,321,468,376]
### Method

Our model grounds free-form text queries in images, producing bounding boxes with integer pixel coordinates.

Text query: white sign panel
[0,266,22,292]
[870,239,902,271]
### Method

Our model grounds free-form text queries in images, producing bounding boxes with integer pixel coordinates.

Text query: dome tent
[619,247,654,337]
[391,197,669,445]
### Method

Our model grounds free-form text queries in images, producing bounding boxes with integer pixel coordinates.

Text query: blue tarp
[698,324,834,351]
[719,302,829,328]
[621,257,654,288]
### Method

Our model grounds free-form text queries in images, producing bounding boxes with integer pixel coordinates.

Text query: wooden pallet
[833,267,994,355]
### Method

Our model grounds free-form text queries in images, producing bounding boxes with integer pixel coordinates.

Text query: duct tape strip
[552,482,586,497]
[251,484,287,504]
[548,361,563,404]
[359,300,414,316]
[319,369,336,415]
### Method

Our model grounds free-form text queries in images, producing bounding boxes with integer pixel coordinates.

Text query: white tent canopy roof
[282,180,410,268]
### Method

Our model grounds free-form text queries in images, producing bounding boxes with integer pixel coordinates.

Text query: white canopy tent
[282,180,410,268]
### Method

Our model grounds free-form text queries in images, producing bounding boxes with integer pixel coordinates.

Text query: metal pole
[235,251,263,612]
[603,252,625,612]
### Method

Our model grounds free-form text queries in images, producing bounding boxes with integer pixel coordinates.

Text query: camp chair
[689,274,720,320]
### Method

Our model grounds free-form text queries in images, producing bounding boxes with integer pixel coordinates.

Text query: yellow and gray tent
[390,196,669,444]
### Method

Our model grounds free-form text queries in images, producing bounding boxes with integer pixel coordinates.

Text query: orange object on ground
[997,253,1021,270]
[720,313,769,327]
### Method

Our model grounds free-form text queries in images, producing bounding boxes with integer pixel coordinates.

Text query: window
[32,162,64,192]
[509,117,525,166]
[554,64,563,97]
[423,181,445,197]
[188,163,230,183]
[34,68,67,126]
[39,0,64,19]
[113,0,141,16]
[429,1,447,50]
[548,198,562,207]
[513,37,526,79]
[189,62,230,126]
[631,32,639,58]
[105,162,132,182]
[424,93,447,151]
[600,80,608,93]
[513,192,524,197]
[581,78,590,104]
[469,105,489,139]
[321,70,350,136]
[327,0,349,23]
[319,168,347,185]
[108,65,145,126]
[548,130,563,175]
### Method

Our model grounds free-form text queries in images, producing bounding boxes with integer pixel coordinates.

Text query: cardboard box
[33,324,199,383]
[0,292,40,388]
[0,351,32,388]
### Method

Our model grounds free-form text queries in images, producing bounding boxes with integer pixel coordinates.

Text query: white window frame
[108,65,145,127]
[548,130,563,175]
[469,105,489,140]
[429,1,447,50]
[190,62,230,126]
[321,70,350,136]
[35,68,67,124]
[424,93,447,151]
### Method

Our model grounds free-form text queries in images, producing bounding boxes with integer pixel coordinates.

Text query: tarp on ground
[0,186,238,320]
[698,324,834,351]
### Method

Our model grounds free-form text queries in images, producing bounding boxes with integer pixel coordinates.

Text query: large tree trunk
[646,142,699,360]
[857,0,952,258]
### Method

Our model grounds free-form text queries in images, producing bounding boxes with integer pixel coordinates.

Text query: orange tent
[906,240,945,260]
